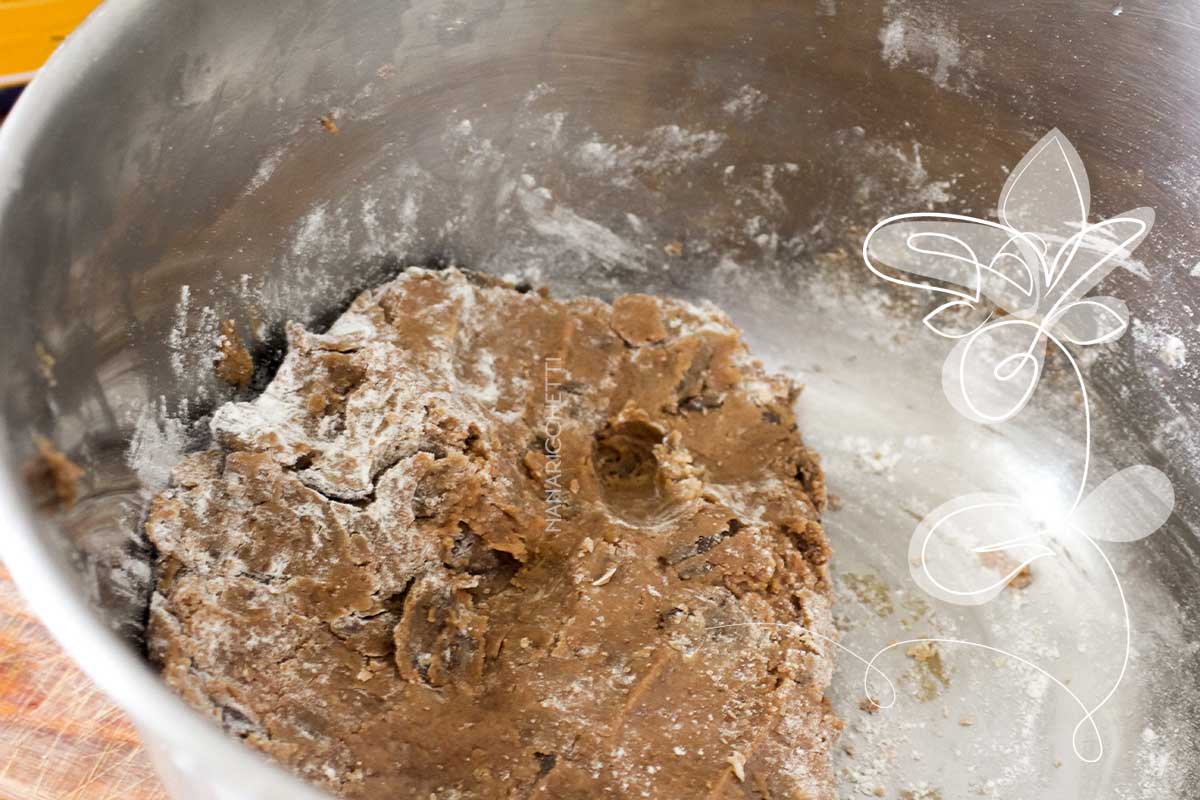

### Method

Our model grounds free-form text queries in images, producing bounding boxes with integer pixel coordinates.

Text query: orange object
[0,0,104,88]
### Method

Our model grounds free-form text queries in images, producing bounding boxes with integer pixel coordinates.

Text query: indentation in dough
[592,418,669,520]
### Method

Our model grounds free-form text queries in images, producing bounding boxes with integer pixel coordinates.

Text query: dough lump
[147,268,839,799]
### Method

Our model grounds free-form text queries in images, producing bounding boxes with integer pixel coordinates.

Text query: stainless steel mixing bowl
[2,1,1199,797]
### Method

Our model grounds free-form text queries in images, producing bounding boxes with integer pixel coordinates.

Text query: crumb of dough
[591,565,618,586]
[34,342,57,386]
[214,319,254,389]
[906,642,937,662]
[900,787,944,800]
[977,550,1034,589]
[906,641,950,702]
[727,750,747,782]
[147,267,839,799]
[23,435,84,510]
[1008,564,1033,589]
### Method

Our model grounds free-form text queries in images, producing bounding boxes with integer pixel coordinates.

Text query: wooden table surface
[0,564,167,800]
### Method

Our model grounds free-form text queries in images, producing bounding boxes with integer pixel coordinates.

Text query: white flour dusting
[852,137,955,209]
[722,85,767,119]
[126,402,189,491]
[879,0,978,94]
[1132,319,1188,369]
[244,146,287,195]
[515,182,649,270]
[167,285,221,403]
[574,125,726,188]
[838,435,903,480]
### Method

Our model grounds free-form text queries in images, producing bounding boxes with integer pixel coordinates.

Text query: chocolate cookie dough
[147,268,839,799]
